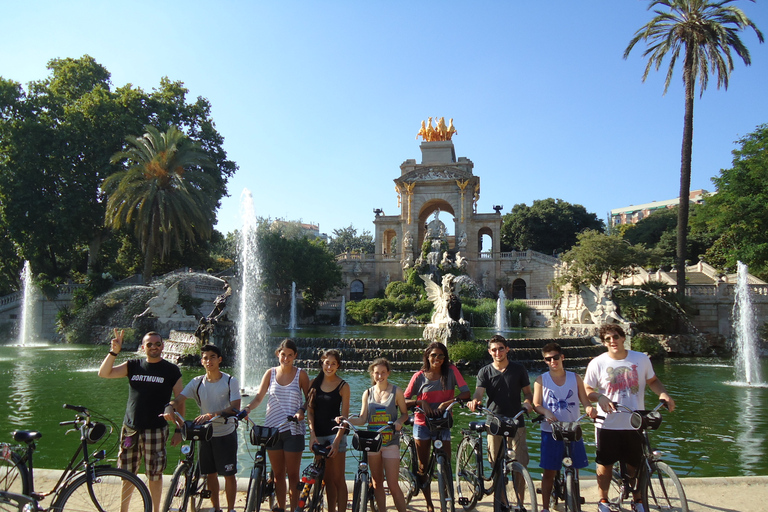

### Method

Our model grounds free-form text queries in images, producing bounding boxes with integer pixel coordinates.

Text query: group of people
[99,322,675,512]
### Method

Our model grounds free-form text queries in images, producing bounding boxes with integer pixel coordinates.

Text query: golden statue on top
[417,117,457,142]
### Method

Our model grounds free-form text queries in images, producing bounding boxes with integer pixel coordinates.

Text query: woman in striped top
[244,339,310,512]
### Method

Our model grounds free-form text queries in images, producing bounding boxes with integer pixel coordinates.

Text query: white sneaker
[597,501,611,512]
[632,502,646,512]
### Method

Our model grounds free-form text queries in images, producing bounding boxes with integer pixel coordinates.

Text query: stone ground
[32,470,768,511]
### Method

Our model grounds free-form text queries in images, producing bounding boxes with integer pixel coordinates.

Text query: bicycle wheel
[505,461,537,512]
[455,437,480,512]
[351,473,368,512]
[190,464,208,512]
[398,435,417,504]
[308,474,326,512]
[436,453,455,512]
[608,462,628,511]
[53,466,152,512]
[643,462,688,512]
[245,464,264,512]
[163,464,191,512]
[565,471,579,512]
[0,452,29,496]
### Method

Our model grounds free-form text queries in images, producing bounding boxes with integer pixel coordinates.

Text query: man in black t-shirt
[99,329,183,512]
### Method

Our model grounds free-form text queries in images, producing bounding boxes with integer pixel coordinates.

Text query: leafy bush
[631,334,663,358]
[448,340,488,363]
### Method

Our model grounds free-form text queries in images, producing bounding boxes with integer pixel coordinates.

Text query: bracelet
[108,351,118,357]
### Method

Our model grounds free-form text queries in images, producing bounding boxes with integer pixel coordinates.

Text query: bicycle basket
[488,415,518,437]
[85,422,108,444]
[425,414,453,432]
[551,422,582,442]
[181,420,213,441]
[630,411,662,431]
[250,425,280,447]
[352,430,383,452]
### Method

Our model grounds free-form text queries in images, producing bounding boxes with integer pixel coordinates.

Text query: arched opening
[478,227,493,258]
[382,229,396,257]
[512,278,527,299]
[350,280,365,301]
[417,199,455,249]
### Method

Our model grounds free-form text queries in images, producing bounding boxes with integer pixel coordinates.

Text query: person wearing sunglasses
[532,343,596,512]
[584,324,676,512]
[99,329,184,512]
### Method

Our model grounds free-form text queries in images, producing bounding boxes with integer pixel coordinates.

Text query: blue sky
[3,1,767,239]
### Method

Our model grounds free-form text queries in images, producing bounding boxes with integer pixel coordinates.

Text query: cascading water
[495,289,507,331]
[733,261,763,386]
[339,295,347,327]
[288,282,298,330]
[18,261,35,346]
[237,190,270,390]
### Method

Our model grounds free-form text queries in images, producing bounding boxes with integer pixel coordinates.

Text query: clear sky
[3,1,767,239]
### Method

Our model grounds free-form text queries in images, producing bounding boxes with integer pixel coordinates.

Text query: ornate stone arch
[511,278,527,299]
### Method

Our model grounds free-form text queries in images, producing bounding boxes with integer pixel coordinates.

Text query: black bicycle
[397,416,418,505]
[455,405,537,512]
[0,404,151,512]
[413,402,460,512]
[294,441,332,512]
[534,413,591,512]
[607,400,688,512]
[243,416,298,512]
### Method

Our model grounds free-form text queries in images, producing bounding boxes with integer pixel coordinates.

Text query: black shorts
[199,431,238,476]
[595,429,643,468]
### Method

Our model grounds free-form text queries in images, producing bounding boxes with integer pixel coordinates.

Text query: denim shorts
[267,430,305,453]
[413,424,451,441]
[315,433,347,453]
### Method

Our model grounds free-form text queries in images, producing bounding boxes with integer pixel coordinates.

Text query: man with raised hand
[99,329,183,512]
[584,324,675,512]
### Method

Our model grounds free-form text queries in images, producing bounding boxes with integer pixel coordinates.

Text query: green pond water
[1,344,766,480]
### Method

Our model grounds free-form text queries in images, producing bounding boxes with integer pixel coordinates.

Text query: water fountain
[18,261,35,346]
[732,261,764,386]
[237,189,270,389]
[288,281,298,330]
[495,288,507,331]
[339,295,346,327]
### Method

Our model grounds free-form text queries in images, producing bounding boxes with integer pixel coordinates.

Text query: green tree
[692,124,768,279]
[103,125,217,283]
[327,225,375,255]
[556,230,648,290]
[500,198,604,254]
[624,0,763,298]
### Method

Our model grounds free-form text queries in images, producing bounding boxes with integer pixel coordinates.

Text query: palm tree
[103,125,217,283]
[624,0,763,298]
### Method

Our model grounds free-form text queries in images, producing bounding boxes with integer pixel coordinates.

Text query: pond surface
[1,344,766,479]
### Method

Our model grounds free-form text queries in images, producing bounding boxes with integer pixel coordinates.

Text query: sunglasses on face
[544,354,561,362]
[145,342,163,348]
[603,335,621,342]
[429,353,446,359]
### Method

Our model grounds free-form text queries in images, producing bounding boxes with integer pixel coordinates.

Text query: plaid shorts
[118,425,169,481]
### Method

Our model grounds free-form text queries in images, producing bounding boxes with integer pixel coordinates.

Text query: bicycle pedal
[200,490,212,499]
[579,497,585,504]
[458,497,469,506]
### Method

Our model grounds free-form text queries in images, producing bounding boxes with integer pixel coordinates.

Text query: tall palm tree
[624,0,763,298]
[103,125,217,283]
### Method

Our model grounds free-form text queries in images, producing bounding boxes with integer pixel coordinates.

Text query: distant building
[270,220,328,241]
[610,189,710,226]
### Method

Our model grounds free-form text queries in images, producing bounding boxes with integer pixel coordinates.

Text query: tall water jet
[288,282,298,330]
[733,261,763,386]
[237,190,270,390]
[495,289,507,331]
[18,261,35,346]
[339,296,347,327]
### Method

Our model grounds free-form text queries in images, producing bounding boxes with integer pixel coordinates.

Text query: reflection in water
[8,352,35,427]
[734,387,765,475]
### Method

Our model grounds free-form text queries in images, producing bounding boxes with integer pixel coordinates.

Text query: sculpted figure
[446,118,457,140]
[436,117,448,140]
[416,120,428,141]
[135,281,182,319]
[458,231,468,250]
[425,117,435,141]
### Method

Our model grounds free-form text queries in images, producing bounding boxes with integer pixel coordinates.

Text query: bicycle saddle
[12,430,42,443]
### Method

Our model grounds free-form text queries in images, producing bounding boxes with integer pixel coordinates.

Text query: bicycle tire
[245,464,264,512]
[507,461,537,512]
[0,452,29,497]
[398,435,417,504]
[163,463,192,512]
[436,452,455,512]
[643,462,688,512]
[608,462,628,511]
[565,471,578,512]
[550,471,563,507]
[455,437,480,511]
[351,473,367,512]
[190,464,207,512]
[53,466,152,512]
[308,474,326,512]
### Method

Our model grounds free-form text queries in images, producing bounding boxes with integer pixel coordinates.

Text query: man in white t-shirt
[584,324,676,512]
[166,345,241,512]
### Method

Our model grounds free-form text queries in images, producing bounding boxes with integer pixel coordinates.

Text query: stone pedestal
[423,319,472,345]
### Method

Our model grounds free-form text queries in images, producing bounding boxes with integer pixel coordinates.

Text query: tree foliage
[624,0,763,297]
[500,198,604,254]
[326,225,375,255]
[692,124,768,279]
[0,55,236,284]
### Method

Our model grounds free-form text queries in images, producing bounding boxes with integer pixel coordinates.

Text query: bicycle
[163,411,230,512]
[607,400,688,512]
[413,401,461,512]
[397,417,418,505]
[0,403,151,512]
[455,404,538,512]
[533,413,591,512]
[294,440,333,512]
[243,416,298,512]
